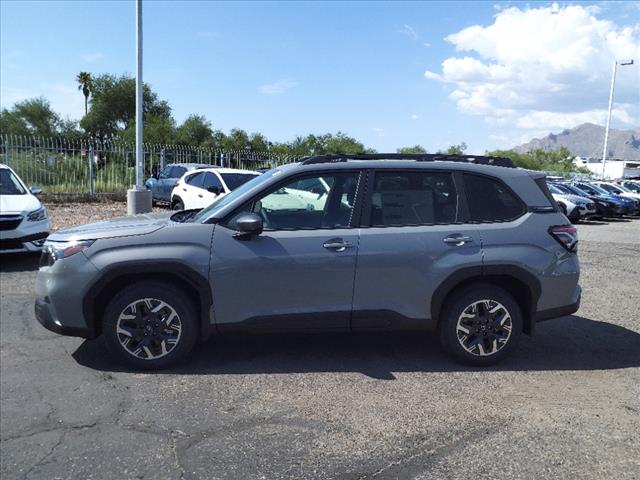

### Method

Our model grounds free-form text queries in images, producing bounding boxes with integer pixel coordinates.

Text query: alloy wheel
[456,299,512,356]
[116,298,182,360]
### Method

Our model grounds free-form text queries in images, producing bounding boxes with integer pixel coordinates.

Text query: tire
[171,197,184,211]
[438,284,522,366]
[103,281,198,370]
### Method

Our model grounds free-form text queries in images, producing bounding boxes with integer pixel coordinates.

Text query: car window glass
[170,166,187,178]
[0,169,27,195]
[159,166,172,179]
[464,174,525,222]
[203,172,223,190]
[225,172,360,230]
[221,173,260,190]
[185,172,204,187]
[370,171,457,226]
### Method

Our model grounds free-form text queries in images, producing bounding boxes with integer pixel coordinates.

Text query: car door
[351,169,482,330]
[200,172,224,208]
[154,166,173,201]
[210,170,362,331]
[177,171,205,209]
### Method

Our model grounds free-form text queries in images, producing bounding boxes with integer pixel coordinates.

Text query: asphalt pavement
[1,219,639,479]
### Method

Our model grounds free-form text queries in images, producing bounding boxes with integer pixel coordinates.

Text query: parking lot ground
[1,219,639,480]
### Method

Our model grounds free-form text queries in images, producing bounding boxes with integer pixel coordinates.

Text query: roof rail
[300,153,515,168]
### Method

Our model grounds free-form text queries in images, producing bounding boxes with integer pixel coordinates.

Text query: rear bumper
[534,285,581,323]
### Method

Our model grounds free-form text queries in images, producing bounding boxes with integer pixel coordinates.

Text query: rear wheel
[103,282,198,370]
[439,284,522,366]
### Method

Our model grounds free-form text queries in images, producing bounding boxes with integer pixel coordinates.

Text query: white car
[618,180,640,193]
[0,164,50,253]
[170,167,260,210]
[593,181,640,202]
[547,182,597,222]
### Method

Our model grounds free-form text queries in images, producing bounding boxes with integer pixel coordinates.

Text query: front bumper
[0,216,50,253]
[0,232,49,253]
[34,251,100,338]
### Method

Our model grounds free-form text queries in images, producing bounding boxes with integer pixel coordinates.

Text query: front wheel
[439,284,522,366]
[171,197,184,211]
[103,282,198,370]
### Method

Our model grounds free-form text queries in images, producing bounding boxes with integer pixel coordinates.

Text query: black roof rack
[300,153,515,168]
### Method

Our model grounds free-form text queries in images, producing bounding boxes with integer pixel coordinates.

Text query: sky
[1,0,639,153]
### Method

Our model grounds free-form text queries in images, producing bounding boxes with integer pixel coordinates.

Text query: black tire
[171,197,184,211]
[103,281,198,370]
[438,284,522,366]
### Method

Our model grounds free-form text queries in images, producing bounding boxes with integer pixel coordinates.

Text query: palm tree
[76,72,92,116]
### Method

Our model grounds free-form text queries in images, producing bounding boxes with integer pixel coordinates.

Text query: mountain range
[513,123,640,160]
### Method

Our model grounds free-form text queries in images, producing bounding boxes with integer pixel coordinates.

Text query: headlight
[27,207,47,222]
[41,239,95,266]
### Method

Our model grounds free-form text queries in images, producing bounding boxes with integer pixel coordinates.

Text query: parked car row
[547,179,640,222]
[144,163,260,210]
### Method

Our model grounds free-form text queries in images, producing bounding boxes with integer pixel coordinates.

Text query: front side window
[225,172,360,230]
[464,174,525,222]
[0,169,27,195]
[370,171,458,226]
[203,172,223,191]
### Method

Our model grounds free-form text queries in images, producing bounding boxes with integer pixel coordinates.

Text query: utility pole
[127,0,152,214]
[601,59,634,180]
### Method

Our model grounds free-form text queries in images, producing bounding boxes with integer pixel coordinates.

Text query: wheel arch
[82,261,213,340]
[431,265,541,336]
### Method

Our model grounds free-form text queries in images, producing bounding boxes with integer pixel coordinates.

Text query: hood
[0,193,42,215]
[49,211,174,241]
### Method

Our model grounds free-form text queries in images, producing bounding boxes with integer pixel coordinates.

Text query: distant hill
[513,123,640,160]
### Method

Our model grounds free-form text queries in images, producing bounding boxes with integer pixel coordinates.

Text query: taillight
[549,225,578,252]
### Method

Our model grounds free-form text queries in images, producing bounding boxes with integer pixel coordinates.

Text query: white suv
[170,167,259,210]
[0,164,50,253]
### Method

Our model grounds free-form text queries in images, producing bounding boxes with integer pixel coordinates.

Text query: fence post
[88,144,95,196]
[3,136,9,166]
[160,148,165,170]
[221,153,225,168]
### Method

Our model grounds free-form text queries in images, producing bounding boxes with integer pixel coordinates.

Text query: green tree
[486,148,589,173]
[76,72,92,116]
[80,74,172,138]
[445,142,467,155]
[397,145,427,154]
[0,98,64,137]
[175,115,214,147]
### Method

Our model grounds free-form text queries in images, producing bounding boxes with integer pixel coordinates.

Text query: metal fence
[0,134,297,195]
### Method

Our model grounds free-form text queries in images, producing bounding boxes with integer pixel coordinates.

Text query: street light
[127,0,152,214]
[601,58,634,179]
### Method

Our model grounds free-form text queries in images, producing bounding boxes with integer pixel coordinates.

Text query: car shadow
[0,253,40,273]
[72,315,640,379]
[577,220,608,226]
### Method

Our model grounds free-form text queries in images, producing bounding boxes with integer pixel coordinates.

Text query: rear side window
[185,172,204,187]
[170,166,187,178]
[370,171,458,226]
[463,174,525,222]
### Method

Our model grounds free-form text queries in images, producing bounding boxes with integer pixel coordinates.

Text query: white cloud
[258,79,298,95]
[425,4,640,139]
[423,42,431,48]
[398,24,418,40]
[410,114,421,120]
[81,52,104,62]
[373,127,386,137]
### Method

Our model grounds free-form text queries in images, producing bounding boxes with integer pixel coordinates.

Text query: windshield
[599,183,622,194]
[623,182,640,193]
[579,183,607,195]
[191,168,278,223]
[0,168,27,195]
[547,184,563,194]
[221,173,260,191]
[566,185,589,196]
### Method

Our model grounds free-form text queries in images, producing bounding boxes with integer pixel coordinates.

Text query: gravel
[1,206,639,480]
[45,202,163,232]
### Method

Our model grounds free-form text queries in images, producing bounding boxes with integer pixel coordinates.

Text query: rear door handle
[323,238,354,252]
[443,234,473,246]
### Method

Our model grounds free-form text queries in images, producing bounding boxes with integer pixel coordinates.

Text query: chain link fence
[0,134,297,196]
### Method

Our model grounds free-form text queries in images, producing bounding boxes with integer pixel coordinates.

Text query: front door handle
[443,234,473,246]
[323,238,354,252]
[198,194,203,198]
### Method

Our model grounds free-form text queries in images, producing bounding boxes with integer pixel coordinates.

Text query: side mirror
[234,213,263,238]
[207,186,222,195]
[30,186,42,195]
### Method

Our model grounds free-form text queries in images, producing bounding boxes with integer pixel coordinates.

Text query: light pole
[127,0,152,214]
[601,59,634,179]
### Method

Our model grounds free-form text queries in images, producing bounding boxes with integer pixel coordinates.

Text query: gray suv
[35,154,581,369]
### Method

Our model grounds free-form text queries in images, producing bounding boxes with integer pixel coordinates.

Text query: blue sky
[1,1,638,153]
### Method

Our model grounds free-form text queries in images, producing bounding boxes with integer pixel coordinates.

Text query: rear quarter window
[463,174,526,222]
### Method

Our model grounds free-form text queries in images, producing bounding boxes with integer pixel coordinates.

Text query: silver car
[35,154,581,369]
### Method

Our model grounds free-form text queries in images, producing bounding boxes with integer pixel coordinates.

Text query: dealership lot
[1,218,639,479]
